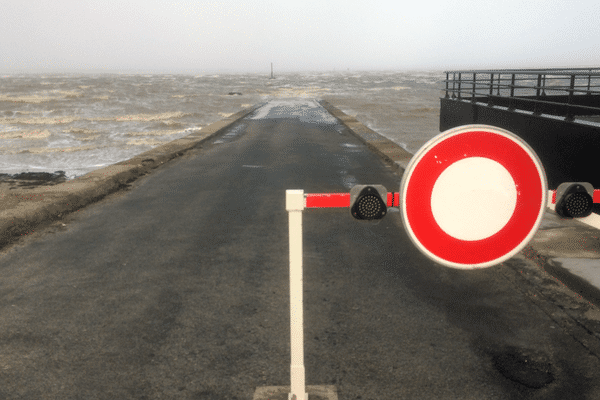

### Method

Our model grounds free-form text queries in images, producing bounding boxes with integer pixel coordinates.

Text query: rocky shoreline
[0,171,68,188]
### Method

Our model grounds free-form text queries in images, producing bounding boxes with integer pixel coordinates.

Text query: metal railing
[443,68,600,122]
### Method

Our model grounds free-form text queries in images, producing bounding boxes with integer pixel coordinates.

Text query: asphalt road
[1,99,600,399]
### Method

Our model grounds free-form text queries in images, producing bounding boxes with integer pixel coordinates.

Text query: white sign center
[430,157,517,241]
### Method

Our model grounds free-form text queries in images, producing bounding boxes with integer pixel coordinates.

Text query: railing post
[508,74,516,110]
[445,72,450,98]
[457,73,462,100]
[488,73,494,106]
[471,73,477,103]
[534,74,542,115]
[541,74,546,96]
[497,74,501,96]
[565,74,575,122]
[452,72,456,99]
[510,74,516,97]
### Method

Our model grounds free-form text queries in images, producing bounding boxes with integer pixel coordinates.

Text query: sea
[0,71,444,180]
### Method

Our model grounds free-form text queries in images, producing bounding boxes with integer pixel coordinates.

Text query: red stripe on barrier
[305,193,350,208]
[304,192,401,208]
[386,192,400,207]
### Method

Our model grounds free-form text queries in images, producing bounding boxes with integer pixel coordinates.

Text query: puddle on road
[490,346,554,389]
[342,174,358,189]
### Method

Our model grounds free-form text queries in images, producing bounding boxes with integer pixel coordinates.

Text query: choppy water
[0,71,443,180]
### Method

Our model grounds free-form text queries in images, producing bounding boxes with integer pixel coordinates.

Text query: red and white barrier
[305,190,600,209]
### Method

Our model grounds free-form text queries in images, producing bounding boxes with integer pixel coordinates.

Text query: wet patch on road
[212,122,247,145]
[489,345,554,389]
[340,143,363,153]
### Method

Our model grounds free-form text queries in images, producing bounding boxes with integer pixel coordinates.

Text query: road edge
[318,100,413,174]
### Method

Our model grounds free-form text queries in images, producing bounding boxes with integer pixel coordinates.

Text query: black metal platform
[440,68,600,188]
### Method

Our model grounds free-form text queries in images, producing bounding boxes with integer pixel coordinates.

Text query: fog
[1,0,599,73]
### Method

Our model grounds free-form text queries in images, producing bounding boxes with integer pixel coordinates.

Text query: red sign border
[400,125,548,269]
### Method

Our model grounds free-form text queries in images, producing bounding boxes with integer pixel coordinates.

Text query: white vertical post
[286,190,308,400]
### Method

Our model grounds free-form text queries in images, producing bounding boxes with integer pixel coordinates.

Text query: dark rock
[227,92,243,96]
[11,171,66,181]
[2,171,68,188]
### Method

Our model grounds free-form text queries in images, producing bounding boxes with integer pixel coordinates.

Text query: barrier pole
[286,190,308,400]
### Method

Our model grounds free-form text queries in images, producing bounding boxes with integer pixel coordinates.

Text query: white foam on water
[249,99,338,124]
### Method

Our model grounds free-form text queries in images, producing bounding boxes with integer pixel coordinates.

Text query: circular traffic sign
[400,125,547,269]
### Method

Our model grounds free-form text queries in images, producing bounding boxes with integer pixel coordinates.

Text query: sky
[1,0,599,74]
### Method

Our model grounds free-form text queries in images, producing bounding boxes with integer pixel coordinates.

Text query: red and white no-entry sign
[400,125,548,269]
